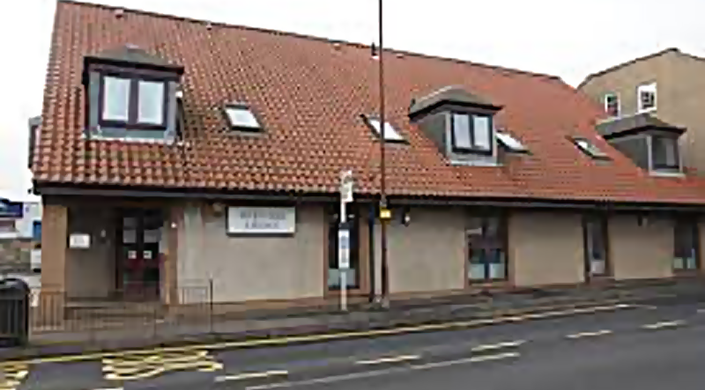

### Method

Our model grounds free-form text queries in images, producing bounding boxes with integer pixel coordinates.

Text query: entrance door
[117,209,163,299]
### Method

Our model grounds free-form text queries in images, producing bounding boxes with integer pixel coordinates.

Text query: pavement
[7,277,704,362]
[3,298,705,390]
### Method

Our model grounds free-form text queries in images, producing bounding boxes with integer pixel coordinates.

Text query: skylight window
[496,132,527,153]
[225,104,261,130]
[573,137,609,159]
[367,117,404,142]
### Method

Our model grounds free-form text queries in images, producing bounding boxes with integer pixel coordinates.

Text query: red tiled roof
[32,1,705,205]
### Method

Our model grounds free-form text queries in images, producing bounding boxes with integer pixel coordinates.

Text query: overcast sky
[1,0,703,200]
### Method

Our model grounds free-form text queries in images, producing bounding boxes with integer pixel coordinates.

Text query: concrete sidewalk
[2,278,704,361]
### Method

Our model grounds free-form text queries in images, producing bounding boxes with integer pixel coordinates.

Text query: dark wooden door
[117,209,162,299]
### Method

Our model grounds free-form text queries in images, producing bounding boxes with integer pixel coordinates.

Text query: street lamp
[377,0,391,307]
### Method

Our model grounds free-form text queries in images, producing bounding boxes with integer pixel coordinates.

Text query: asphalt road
[5,301,705,390]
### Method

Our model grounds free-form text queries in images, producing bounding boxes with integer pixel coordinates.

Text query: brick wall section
[40,203,68,291]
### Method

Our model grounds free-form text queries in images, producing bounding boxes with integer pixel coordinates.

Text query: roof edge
[578,48,681,89]
[58,0,562,82]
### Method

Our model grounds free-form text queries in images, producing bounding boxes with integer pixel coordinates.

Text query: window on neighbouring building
[101,75,167,128]
[651,135,680,171]
[604,93,620,117]
[637,82,657,112]
[674,219,699,271]
[467,215,507,282]
[367,117,404,142]
[452,113,492,154]
[584,215,609,278]
[224,104,261,130]
[572,137,610,160]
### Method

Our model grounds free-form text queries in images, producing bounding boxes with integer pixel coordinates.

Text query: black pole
[378,0,389,306]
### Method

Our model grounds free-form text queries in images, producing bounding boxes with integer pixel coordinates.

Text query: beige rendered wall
[384,207,466,294]
[177,203,326,303]
[65,207,115,299]
[609,214,673,280]
[40,202,68,291]
[510,211,584,287]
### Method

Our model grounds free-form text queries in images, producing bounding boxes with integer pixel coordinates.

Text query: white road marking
[697,308,705,314]
[244,352,520,390]
[642,320,686,330]
[471,340,525,352]
[356,354,421,365]
[216,370,289,382]
[566,330,613,339]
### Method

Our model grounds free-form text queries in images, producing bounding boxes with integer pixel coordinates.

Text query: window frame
[450,112,494,156]
[365,116,405,142]
[224,103,263,132]
[97,71,169,131]
[603,93,620,117]
[496,131,528,153]
[466,213,509,283]
[637,82,657,113]
[673,217,700,272]
[571,137,610,160]
[650,134,680,172]
[582,214,611,279]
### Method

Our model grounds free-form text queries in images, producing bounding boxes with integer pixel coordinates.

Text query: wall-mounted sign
[0,199,23,219]
[69,233,90,249]
[227,206,296,234]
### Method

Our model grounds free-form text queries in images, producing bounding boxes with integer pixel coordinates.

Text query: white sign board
[340,170,354,203]
[69,233,91,249]
[338,229,350,269]
[228,207,296,234]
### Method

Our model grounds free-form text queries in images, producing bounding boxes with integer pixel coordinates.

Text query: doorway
[116,208,163,299]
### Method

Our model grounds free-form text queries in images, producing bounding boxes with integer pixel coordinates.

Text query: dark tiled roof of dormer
[31,1,705,205]
[408,86,501,118]
[84,45,184,73]
[597,113,686,139]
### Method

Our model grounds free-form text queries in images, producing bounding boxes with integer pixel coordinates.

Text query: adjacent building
[31,2,705,309]
[0,198,42,273]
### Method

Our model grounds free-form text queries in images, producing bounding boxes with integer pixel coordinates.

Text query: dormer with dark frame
[596,113,685,175]
[82,45,185,142]
[409,86,503,166]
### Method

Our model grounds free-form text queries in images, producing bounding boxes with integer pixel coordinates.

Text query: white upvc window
[637,82,657,113]
[603,93,620,117]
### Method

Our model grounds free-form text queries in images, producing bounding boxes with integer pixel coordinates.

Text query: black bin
[0,278,30,347]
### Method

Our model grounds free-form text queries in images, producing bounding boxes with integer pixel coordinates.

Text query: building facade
[32,3,705,310]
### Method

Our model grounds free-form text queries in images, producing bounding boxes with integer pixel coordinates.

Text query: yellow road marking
[566,330,613,339]
[103,350,222,381]
[356,354,420,365]
[215,370,289,382]
[0,364,29,390]
[642,320,685,330]
[470,340,525,353]
[0,302,631,368]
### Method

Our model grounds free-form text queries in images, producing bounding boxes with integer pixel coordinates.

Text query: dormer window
[100,75,167,128]
[225,104,261,131]
[451,113,492,154]
[651,135,680,172]
[82,45,184,142]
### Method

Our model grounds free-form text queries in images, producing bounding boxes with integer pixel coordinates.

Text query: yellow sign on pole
[379,208,392,220]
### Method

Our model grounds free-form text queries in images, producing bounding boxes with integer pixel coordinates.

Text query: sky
[1,0,704,200]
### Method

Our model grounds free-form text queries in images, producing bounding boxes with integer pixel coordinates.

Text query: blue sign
[0,199,23,218]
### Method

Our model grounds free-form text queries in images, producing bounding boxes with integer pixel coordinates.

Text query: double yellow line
[0,302,631,369]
